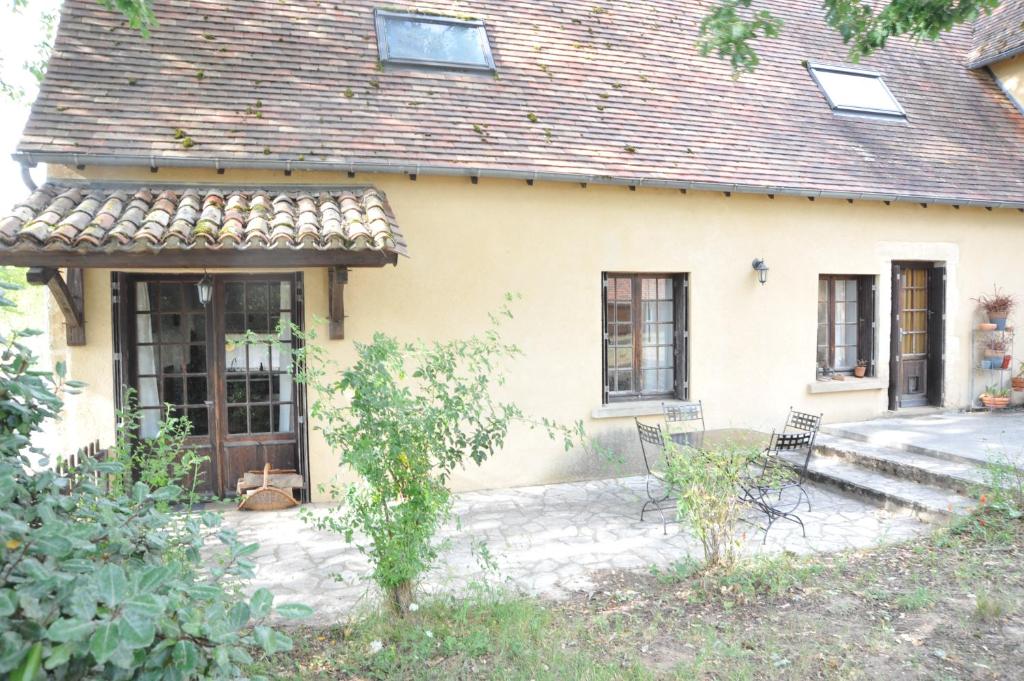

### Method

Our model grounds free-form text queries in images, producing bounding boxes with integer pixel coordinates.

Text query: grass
[251,511,1024,680]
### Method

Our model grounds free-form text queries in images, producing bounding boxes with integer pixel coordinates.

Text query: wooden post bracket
[26,267,86,346]
[328,266,348,340]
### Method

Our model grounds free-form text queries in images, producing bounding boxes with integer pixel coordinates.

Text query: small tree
[664,440,762,568]
[296,304,582,614]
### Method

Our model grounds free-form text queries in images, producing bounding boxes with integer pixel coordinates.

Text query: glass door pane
[222,280,295,434]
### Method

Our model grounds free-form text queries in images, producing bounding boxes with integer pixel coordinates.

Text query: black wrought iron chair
[739,408,822,542]
[636,418,675,534]
[739,431,816,542]
[663,400,705,449]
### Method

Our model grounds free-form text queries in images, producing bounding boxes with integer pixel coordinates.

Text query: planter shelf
[970,328,1016,410]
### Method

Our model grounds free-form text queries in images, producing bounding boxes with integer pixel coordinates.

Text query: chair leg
[641,475,672,534]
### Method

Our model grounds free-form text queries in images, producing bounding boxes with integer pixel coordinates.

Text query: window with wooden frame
[602,273,688,402]
[817,275,876,375]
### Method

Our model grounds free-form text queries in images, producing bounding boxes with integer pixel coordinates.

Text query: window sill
[807,378,886,394]
[591,399,686,420]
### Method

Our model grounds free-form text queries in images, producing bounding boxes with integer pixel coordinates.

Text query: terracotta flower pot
[853,366,866,378]
[979,323,998,331]
[981,395,1011,409]
[1013,376,1024,392]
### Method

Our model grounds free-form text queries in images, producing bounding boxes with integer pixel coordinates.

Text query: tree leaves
[699,0,1002,76]
[89,622,119,664]
[250,588,274,620]
[46,617,95,643]
[274,602,314,620]
[94,564,129,608]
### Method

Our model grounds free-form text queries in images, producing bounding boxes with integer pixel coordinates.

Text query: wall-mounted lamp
[751,258,769,285]
[196,273,213,307]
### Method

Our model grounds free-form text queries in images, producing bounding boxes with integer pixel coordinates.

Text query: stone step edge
[813,436,987,496]
[819,425,1013,470]
[780,453,975,523]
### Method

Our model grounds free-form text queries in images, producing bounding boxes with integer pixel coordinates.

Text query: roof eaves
[14,151,1024,211]
[966,42,1024,69]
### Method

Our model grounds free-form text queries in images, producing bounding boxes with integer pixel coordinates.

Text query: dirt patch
[553,523,1024,680]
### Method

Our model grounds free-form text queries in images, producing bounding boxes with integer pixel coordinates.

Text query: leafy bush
[294,303,583,614]
[0,283,310,679]
[664,440,762,567]
[111,389,209,508]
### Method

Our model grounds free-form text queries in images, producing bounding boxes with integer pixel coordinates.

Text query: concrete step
[819,424,1007,470]
[780,450,977,523]
[814,433,989,497]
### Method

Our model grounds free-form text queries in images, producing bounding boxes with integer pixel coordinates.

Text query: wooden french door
[889,263,945,409]
[124,273,305,498]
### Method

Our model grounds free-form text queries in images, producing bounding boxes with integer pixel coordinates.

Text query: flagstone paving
[220,476,928,624]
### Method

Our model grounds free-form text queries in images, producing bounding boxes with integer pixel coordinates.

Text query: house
[2,0,1024,499]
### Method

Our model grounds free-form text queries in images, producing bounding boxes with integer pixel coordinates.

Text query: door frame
[112,272,310,500]
[888,261,946,410]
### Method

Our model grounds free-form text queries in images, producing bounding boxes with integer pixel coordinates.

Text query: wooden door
[213,276,302,497]
[890,264,941,409]
[126,274,304,498]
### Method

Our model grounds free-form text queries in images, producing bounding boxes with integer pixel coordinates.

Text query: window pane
[187,407,208,436]
[811,67,903,114]
[162,376,184,405]
[382,15,491,67]
[157,284,182,311]
[159,314,185,342]
[135,282,155,311]
[250,405,271,433]
[274,404,293,433]
[228,407,247,434]
[186,376,208,405]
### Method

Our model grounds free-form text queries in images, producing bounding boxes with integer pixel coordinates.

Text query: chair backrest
[663,400,705,434]
[635,418,666,475]
[765,430,815,480]
[784,408,822,435]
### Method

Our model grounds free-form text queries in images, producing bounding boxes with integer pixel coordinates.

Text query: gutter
[15,151,1024,211]
[966,42,1024,70]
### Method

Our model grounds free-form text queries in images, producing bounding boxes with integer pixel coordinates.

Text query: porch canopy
[0,183,408,344]
[0,183,408,268]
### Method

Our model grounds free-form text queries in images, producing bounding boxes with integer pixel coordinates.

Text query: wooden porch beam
[26,267,86,345]
[328,266,348,340]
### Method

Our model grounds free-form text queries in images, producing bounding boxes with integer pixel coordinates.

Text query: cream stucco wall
[990,53,1024,112]
[44,165,1024,497]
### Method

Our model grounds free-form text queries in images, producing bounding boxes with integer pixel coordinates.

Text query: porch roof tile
[0,184,408,257]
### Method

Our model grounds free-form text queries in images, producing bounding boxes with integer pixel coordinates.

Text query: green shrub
[0,283,310,679]
[111,389,209,508]
[664,440,762,567]
[293,302,583,614]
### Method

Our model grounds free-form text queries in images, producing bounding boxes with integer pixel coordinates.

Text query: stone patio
[222,475,927,624]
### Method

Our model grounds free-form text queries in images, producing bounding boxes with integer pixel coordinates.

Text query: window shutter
[601,273,609,404]
[857,276,876,376]
[673,275,689,400]
[926,264,946,407]
[110,273,129,414]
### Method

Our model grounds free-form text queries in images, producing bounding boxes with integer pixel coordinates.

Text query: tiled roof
[15,0,1024,205]
[968,0,1024,67]
[0,184,407,255]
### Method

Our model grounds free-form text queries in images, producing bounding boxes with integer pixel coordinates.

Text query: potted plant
[1013,362,1024,392]
[853,360,868,378]
[980,385,1012,409]
[974,286,1017,330]
[983,337,1008,368]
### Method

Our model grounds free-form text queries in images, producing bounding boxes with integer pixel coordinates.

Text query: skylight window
[375,10,495,71]
[808,64,906,118]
